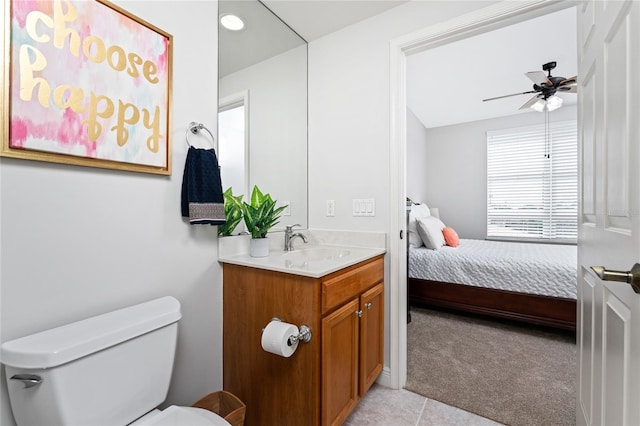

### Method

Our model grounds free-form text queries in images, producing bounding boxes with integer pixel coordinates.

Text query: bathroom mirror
[218,0,308,232]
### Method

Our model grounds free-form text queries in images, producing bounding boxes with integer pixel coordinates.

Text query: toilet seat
[132,405,230,426]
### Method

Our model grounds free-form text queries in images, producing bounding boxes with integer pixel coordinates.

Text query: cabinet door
[359,282,384,395]
[322,298,359,426]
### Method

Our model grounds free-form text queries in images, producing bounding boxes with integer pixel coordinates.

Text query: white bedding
[409,239,577,299]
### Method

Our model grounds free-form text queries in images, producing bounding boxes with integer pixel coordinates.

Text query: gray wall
[407,104,577,239]
[406,108,431,204]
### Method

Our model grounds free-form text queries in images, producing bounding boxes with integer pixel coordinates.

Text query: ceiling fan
[482,61,577,111]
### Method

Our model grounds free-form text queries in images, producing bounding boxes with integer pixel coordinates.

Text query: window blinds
[486,120,577,242]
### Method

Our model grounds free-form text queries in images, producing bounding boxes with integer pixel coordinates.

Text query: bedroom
[403,6,578,424]
[405,6,577,322]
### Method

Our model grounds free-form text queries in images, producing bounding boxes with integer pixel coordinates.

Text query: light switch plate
[326,200,335,217]
[352,199,375,216]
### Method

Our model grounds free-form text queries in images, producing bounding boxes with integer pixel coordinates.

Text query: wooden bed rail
[408,278,577,331]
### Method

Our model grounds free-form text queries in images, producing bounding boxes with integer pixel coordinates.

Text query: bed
[407,206,577,330]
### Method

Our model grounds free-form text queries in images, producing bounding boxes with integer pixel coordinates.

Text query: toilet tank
[1,296,182,426]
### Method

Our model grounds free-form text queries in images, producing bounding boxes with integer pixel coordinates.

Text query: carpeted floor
[406,306,576,426]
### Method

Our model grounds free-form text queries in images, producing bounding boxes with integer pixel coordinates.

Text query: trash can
[192,391,246,426]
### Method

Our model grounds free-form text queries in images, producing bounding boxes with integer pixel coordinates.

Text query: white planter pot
[250,237,269,257]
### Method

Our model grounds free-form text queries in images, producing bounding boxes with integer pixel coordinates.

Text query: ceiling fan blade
[482,90,537,102]
[519,95,541,110]
[559,76,577,85]
[558,84,577,93]
[525,71,550,85]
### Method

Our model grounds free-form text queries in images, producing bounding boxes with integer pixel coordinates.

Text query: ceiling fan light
[547,95,563,111]
[530,99,546,112]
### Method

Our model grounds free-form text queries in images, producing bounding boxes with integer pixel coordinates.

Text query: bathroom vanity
[220,244,384,426]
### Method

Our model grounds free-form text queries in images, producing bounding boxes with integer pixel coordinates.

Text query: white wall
[0,2,221,425]
[308,1,496,231]
[411,105,578,239]
[307,0,496,375]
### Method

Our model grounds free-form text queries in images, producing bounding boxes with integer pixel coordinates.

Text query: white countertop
[218,230,386,278]
[218,245,386,278]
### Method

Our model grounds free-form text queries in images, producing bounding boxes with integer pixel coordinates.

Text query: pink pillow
[442,227,459,247]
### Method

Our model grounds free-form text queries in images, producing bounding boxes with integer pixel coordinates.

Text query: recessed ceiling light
[220,14,245,31]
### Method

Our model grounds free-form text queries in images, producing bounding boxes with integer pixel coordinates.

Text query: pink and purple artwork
[7,0,172,173]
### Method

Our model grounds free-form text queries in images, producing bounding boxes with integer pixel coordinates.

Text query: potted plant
[218,188,244,237]
[242,185,287,257]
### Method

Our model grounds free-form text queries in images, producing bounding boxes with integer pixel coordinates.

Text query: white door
[577,1,640,425]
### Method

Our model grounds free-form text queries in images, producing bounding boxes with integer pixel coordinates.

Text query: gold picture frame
[1,0,173,175]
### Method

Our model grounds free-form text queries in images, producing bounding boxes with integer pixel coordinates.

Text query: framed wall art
[1,0,173,175]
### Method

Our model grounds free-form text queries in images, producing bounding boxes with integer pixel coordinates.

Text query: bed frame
[409,278,576,331]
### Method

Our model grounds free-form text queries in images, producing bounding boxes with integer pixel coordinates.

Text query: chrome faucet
[284,224,308,251]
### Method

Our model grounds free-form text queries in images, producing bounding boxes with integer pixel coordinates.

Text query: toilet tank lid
[1,296,181,369]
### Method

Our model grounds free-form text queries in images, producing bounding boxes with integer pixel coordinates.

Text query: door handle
[590,263,640,294]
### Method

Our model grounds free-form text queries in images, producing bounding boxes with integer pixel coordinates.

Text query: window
[487,120,577,242]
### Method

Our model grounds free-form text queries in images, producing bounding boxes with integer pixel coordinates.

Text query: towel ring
[185,122,216,149]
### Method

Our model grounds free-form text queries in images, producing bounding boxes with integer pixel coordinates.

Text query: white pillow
[416,216,446,250]
[408,203,431,247]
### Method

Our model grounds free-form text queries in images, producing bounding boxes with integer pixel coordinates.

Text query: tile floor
[344,384,503,426]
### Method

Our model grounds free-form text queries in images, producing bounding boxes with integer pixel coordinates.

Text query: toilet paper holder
[289,325,312,345]
[265,318,312,345]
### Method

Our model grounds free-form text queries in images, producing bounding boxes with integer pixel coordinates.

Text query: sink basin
[283,247,352,261]
[280,247,352,269]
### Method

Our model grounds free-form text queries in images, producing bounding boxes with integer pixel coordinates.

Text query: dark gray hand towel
[181,147,226,225]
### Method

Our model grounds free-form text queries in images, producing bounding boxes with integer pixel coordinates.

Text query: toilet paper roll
[261,320,299,357]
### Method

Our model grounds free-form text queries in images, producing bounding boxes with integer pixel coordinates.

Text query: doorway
[388,0,577,390]
[218,90,250,204]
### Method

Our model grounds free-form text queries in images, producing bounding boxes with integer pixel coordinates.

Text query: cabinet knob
[356,310,363,318]
[365,302,372,310]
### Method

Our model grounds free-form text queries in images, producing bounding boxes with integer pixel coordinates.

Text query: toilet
[0,296,229,426]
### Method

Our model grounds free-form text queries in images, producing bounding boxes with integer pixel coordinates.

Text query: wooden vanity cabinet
[222,255,384,426]
[359,283,384,394]
[321,260,384,426]
[322,299,360,425]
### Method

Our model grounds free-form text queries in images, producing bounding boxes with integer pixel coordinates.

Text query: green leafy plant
[217,188,244,236]
[242,185,287,239]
